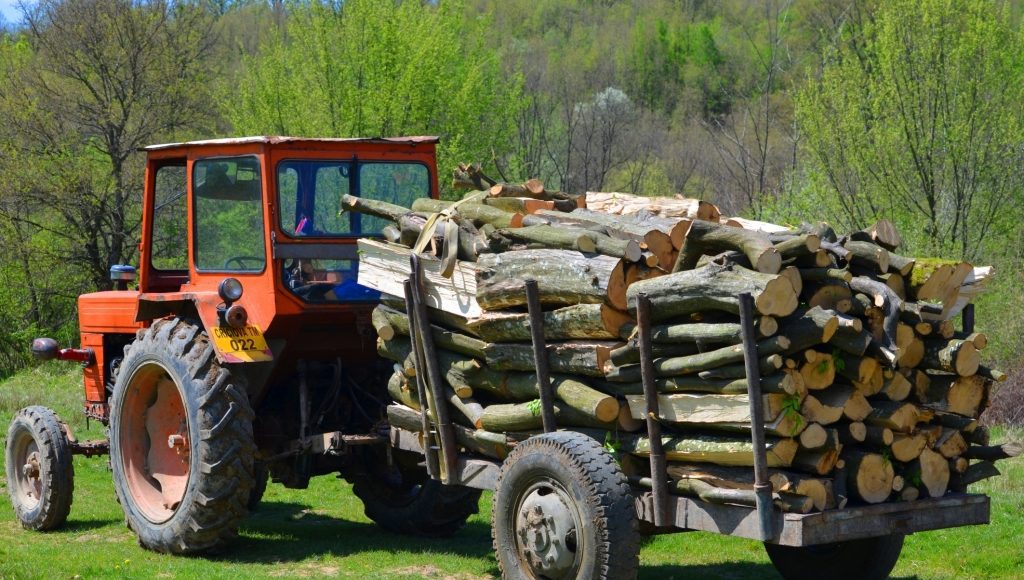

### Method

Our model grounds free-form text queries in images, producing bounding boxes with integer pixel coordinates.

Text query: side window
[193,157,266,272]
[151,165,188,271]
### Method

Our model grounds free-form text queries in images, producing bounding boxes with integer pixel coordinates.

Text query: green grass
[0,366,1021,578]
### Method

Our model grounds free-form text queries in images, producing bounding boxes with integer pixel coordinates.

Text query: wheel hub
[11,433,43,508]
[516,485,580,577]
[120,363,191,521]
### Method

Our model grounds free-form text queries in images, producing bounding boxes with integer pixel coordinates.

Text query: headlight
[218,277,244,303]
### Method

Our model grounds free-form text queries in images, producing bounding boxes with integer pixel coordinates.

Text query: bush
[983,366,1024,427]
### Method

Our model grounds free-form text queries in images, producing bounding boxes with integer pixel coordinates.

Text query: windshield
[277,160,429,237]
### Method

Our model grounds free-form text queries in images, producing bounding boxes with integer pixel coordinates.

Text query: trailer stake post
[524,279,557,433]
[403,279,439,480]
[739,292,775,541]
[637,293,670,527]
[408,254,458,483]
[962,303,975,334]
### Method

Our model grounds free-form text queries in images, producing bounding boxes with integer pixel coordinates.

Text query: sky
[1,0,22,26]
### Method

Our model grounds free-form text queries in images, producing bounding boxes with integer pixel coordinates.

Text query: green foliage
[603,430,621,455]
[797,0,1024,260]
[225,0,520,194]
[525,398,541,417]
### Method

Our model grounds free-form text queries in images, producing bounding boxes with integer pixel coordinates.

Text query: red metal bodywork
[76,136,440,416]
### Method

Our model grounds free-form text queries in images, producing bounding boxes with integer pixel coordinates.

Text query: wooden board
[357,238,482,318]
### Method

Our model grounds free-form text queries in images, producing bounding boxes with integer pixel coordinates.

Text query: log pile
[351,176,1017,513]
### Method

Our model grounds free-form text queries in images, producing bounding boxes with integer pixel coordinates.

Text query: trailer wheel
[764,534,905,580]
[492,431,639,580]
[351,448,481,536]
[109,318,255,554]
[5,406,74,531]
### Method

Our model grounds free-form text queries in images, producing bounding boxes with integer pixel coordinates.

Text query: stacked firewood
[350,174,1017,513]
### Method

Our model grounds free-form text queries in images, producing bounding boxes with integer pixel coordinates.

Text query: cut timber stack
[352,173,1018,514]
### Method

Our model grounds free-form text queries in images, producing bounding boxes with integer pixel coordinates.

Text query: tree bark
[475,250,618,310]
[675,219,782,274]
[603,336,791,382]
[626,263,798,320]
[411,198,524,229]
[484,340,620,377]
[467,303,628,343]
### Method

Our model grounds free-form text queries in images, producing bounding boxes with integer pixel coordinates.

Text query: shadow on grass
[639,562,778,579]
[58,517,122,533]
[215,500,804,579]
[213,500,495,568]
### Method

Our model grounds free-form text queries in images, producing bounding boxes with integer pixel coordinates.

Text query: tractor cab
[70,136,439,422]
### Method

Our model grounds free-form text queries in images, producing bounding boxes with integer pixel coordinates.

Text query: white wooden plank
[357,238,482,318]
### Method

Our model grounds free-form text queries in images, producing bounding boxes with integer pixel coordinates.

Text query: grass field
[0,365,1021,579]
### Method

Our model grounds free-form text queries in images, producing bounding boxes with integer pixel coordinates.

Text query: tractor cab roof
[143,135,440,153]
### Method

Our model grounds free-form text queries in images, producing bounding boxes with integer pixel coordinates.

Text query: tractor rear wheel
[109,318,255,554]
[5,406,74,531]
[351,448,481,537]
[764,534,905,580]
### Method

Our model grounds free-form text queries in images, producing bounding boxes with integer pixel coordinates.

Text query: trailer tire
[492,431,639,580]
[351,449,481,537]
[764,534,905,580]
[5,406,74,531]
[109,318,255,554]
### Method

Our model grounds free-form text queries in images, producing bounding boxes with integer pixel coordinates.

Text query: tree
[797,0,1024,259]
[226,0,519,194]
[0,0,218,290]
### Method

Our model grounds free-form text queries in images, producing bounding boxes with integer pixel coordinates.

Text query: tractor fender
[135,292,273,364]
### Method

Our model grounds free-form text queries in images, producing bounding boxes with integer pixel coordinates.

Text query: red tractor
[5,136,480,553]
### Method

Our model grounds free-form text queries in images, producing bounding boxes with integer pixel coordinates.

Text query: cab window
[277,160,429,237]
[193,156,266,272]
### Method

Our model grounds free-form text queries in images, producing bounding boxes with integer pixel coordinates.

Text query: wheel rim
[512,476,584,579]
[118,361,190,523]
[10,427,43,510]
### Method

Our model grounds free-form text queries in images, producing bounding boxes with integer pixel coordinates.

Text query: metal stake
[962,303,975,334]
[403,279,439,480]
[739,292,774,541]
[524,279,557,433]
[408,254,458,483]
[636,293,670,528]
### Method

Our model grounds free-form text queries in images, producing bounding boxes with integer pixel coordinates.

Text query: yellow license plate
[210,325,273,362]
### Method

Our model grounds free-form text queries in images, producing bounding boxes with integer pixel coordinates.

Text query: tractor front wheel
[109,318,255,554]
[5,406,74,530]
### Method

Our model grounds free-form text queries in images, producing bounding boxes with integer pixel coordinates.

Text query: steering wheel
[223,256,264,270]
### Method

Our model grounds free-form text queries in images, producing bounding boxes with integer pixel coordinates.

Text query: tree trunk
[675,219,782,274]
[844,451,895,504]
[411,198,524,229]
[477,400,614,431]
[467,303,629,342]
[387,404,509,459]
[483,340,620,377]
[920,339,980,376]
[622,433,799,467]
[475,250,618,310]
[603,336,791,382]
[626,263,798,320]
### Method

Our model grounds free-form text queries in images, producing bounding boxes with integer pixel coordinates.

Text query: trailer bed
[389,424,990,547]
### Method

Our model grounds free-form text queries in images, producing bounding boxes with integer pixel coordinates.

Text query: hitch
[31,337,95,367]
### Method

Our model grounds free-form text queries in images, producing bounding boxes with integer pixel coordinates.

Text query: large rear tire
[351,448,481,536]
[764,534,905,580]
[492,431,640,580]
[5,406,74,531]
[109,318,255,554]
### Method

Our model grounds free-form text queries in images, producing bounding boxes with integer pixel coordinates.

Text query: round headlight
[218,277,244,303]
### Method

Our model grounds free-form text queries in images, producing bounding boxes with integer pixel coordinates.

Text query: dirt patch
[388,565,494,580]
[267,563,341,577]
